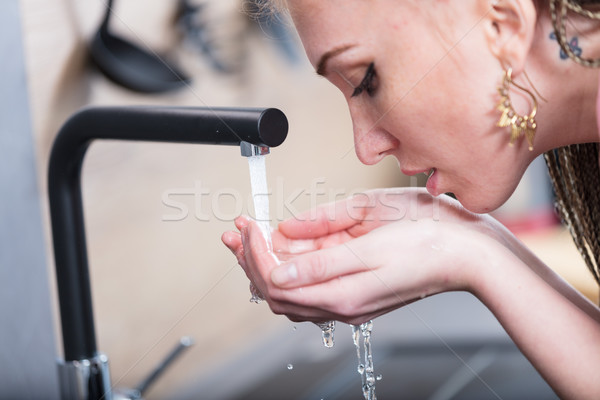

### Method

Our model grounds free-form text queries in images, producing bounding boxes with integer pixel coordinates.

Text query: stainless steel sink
[173,292,558,400]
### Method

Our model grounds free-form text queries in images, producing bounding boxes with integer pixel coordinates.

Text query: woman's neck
[529,15,600,155]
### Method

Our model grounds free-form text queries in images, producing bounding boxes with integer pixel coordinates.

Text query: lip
[401,168,431,176]
[426,168,440,196]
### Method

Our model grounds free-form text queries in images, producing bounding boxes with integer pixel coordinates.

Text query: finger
[238,220,282,298]
[234,215,251,231]
[222,231,247,269]
[267,282,380,324]
[244,219,281,269]
[278,195,370,239]
[244,222,340,258]
[267,297,340,322]
[271,230,321,256]
[271,270,411,324]
[270,238,376,288]
[221,231,241,249]
[274,229,355,255]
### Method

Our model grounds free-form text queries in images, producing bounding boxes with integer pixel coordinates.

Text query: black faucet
[48,106,288,399]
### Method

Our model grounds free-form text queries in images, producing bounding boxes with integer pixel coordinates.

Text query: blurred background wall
[3,0,597,398]
[17,0,404,397]
[0,1,59,398]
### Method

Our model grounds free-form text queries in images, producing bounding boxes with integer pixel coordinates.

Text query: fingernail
[271,263,298,286]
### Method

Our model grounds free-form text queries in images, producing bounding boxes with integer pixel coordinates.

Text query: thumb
[270,239,376,288]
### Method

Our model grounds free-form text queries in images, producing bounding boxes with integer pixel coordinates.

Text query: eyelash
[351,63,377,98]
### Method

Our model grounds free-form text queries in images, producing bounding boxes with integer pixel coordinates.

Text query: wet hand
[222,188,500,324]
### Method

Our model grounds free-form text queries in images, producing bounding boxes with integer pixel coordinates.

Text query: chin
[453,189,514,215]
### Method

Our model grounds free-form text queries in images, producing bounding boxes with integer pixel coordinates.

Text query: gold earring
[496,68,538,151]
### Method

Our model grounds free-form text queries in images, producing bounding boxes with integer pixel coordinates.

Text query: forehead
[288,0,380,67]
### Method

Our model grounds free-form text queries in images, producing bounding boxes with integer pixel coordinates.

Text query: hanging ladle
[90,0,190,93]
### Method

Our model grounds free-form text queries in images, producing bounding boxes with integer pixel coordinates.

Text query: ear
[482,0,537,75]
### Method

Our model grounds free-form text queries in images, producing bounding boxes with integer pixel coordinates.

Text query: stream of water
[352,321,378,400]
[247,155,272,303]
[247,155,272,246]
[247,156,377,398]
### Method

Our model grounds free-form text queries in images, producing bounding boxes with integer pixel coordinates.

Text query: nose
[349,106,399,165]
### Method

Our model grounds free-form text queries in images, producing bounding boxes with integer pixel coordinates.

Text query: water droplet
[357,363,365,374]
[366,374,375,385]
[322,331,334,348]
[315,321,336,348]
[292,326,297,331]
[249,283,264,304]
[376,374,383,381]
[287,364,293,370]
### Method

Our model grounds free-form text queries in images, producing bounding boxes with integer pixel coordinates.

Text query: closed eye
[351,63,377,97]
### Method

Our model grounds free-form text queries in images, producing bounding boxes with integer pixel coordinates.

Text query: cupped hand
[221,188,501,325]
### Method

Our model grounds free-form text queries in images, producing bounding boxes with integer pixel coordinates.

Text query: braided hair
[544,0,600,289]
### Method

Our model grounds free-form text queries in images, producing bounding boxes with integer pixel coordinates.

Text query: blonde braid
[550,0,600,67]
[543,0,600,293]
[545,146,600,286]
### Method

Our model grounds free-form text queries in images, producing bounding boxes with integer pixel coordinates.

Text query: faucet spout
[48,106,288,364]
[240,141,270,157]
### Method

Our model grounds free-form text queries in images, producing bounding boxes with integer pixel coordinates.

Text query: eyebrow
[316,44,356,76]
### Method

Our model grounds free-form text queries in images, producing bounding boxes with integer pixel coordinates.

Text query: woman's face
[289,0,533,213]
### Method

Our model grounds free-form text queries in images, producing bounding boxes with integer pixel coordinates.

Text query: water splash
[362,321,376,400]
[315,320,336,348]
[351,321,377,400]
[287,364,294,370]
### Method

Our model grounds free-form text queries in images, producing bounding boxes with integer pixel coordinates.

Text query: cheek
[370,19,520,206]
